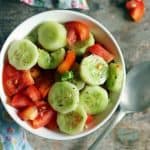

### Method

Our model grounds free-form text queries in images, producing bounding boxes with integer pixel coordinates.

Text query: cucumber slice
[49,48,65,69]
[8,39,38,70]
[38,22,67,51]
[48,81,79,114]
[71,67,85,90]
[106,63,123,92]
[26,26,38,43]
[80,85,109,115]
[70,33,95,56]
[71,78,85,91]
[38,48,65,69]
[80,54,108,85]
[57,106,87,135]
[38,49,51,69]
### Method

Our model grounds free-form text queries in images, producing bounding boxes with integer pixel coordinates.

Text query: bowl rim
[0,10,126,140]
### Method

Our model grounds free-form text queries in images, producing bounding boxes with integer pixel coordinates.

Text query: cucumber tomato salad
[3,21,123,135]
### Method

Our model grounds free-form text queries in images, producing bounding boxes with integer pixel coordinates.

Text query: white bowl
[0,10,126,140]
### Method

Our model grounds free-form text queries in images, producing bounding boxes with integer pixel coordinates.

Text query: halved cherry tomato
[18,105,38,121]
[57,50,76,74]
[88,44,114,62]
[11,93,33,109]
[3,62,34,96]
[65,21,89,46]
[86,115,94,124]
[126,0,145,22]
[24,85,41,102]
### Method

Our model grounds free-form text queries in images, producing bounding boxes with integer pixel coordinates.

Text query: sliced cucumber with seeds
[106,63,123,92]
[48,81,79,114]
[8,39,38,70]
[80,85,109,115]
[80,54,108,85]
[38,21,67,51]
[38,48,65,69]
[57,106,87,135]
[70,33,95,56]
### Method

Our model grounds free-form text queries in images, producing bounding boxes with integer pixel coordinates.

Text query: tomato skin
[86,115,94,124]
[11,93,33,109]
[31,101,57,128]
[57,50,76,74]
[88,44,114,62]
[3,63,34,96]
[3,63,23,96]
[35,71,53,98]
[24,85,41,102]
[21,71,34,87]
[65,21,89,46]
[18,105,38,121]
[46,112,57,130]
[30,66,41,79]
[126,0,145,22]
[66,28,77,46]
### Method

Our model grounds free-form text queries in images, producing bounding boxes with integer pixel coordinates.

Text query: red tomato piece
[24,85,41,102]
[3,62,34,96]
[11,93,33,109]
[31,101,57,128]
[35,78,51,98]
[46,112,57,130]
[57,50,76,74]
[18,105,38,121]
[86,115,94,124]
[21,70,34,87]
[31,111,54,129]
[126,0,145,22]
[88,44,114,62]
[126,0,137,10]
[65,21,89,45]
[35,71,53,98]
[66,28,77,46]
[30,66,41,79]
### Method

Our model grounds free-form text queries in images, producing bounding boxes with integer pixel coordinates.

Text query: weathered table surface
[0,0,150,150]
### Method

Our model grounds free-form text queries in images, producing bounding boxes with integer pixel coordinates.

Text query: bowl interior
[0,10,126,140]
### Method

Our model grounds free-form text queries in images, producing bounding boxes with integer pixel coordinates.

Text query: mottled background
[0,0,150,149]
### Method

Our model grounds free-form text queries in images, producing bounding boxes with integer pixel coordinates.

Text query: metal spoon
[89,62,150,150]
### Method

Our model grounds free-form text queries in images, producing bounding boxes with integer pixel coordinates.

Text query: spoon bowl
[122,62,150,112]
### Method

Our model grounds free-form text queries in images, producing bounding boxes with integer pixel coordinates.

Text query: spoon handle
[88,110,126,150]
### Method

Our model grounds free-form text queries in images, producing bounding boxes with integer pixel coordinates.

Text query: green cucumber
[70,33,95,56]
[8,39,38,70]
[106,63,123,92]
[38,21,67,51]
[80,54,108,85]
[80,85,109,115]
[48,81,79,114]
[57,106,87,135]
